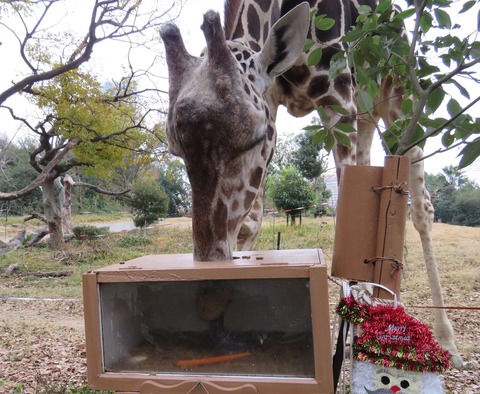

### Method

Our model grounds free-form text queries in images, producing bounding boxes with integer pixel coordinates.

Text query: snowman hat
[337,289,451,373]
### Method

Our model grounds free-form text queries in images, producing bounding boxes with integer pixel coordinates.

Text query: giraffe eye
[401,380,410,389]
[381,376,390,385]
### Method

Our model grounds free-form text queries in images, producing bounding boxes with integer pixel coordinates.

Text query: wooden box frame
[83,249,333,394]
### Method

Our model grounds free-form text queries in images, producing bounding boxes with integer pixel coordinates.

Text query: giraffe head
[160,4,309,260]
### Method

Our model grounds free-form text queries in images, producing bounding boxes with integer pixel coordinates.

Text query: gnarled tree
[0,0,180,249]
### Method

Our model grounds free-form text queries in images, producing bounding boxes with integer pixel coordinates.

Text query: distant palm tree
[440,165,468,189]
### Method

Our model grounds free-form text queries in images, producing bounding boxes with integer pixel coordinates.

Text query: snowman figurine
[337,294,451,394]
[351,359,445,393]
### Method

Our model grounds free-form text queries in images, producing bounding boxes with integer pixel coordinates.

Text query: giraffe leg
[327,106,358,174]
[356,76,405,166]
[370,78,462,368]
[356,113,377,166]
[405,147,463,369]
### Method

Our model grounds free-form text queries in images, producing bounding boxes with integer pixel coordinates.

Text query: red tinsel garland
[337,295,451,372]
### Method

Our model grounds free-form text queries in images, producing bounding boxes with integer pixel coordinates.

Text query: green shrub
[117,234,153,248]
[129,180,169,229]
[72,225,109,240]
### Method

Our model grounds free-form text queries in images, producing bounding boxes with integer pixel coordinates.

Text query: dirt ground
[0,299,87,392]
[0,289,478,393]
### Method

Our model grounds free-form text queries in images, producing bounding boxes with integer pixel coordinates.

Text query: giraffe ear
[258,2,310,78]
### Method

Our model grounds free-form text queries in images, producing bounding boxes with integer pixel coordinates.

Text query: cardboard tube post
[331,165,383,282]
[372,156,410,299]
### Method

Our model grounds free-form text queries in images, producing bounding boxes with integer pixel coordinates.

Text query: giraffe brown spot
[258,0,271,13]
[235,21,244,38]
[307,75,330,98]
[316,95,341,108]
[247,5,261,42]
[267,125,274,140]
[271,0,280,22]
[244,190,256,210]
[232,199,239,212]
[263,22,269,42]
[242,51,251,60]
[248,74,256,82]
[336,143,350,159]
[284,65,311,86]
[244,83,251,95]
[315,45,342,70]
[236,180,245,192]
[313,4,342,43]
[280,0,315,16]
[213,199,228,241]
[226,2,244,39]
[334,73,353,102]
[277,75,292,96]
[249,166,263,189]
[265,106,270,119]
[249,41,261,52]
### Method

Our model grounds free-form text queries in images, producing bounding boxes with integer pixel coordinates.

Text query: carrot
[176,351,252,367]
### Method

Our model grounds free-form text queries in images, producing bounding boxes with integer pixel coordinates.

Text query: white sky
[1,0,479,182]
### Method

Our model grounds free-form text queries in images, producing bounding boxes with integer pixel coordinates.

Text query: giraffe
[160,0,462,368]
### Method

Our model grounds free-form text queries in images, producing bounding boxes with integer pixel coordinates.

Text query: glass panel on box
[99,278,315,377]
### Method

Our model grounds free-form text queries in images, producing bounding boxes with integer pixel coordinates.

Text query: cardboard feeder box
[83,249,334,394]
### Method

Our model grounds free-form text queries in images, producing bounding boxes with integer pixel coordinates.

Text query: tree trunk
[290,214,296,226]
[42,178,65,250]
[62,175,75,235]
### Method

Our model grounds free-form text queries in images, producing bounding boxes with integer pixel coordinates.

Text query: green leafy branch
[306,0,480,168]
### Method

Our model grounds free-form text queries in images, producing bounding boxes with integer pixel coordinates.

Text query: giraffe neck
[225,0,363,169]
[225,0,282,48]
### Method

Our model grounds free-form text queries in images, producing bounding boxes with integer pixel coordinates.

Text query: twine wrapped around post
[371,156,410,299]
[331,156,410,300]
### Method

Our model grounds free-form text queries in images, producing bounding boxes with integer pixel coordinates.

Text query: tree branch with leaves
[307,0,480,168]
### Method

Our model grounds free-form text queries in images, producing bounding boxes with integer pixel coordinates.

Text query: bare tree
[0,0,179,249]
